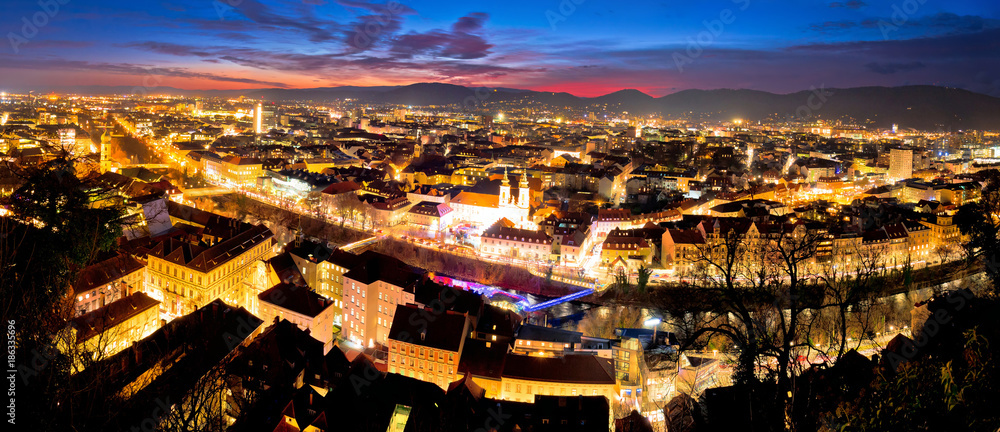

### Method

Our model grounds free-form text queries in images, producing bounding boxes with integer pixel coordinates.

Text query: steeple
[517,170,530,209]
[99,126,112,172]
[499,167,511,207]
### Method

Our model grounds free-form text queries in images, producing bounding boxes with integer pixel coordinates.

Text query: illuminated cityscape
[3,1,1000,431]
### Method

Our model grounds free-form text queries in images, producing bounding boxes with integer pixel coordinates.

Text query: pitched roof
[73,253,145,295]
[259,282,335,318]
[501,354,615,385]
[148,224,273,272]
[72,292,160,343]
[451,191,500,208]
[516,324,582,344]
[321,180,360,195]
[343,250,423,288]
[387,304,469,352]
[481,220,552,244]
[666,229,705,245]
[407,201,453,217]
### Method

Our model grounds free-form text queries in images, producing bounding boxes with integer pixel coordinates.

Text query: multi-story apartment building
[661,228,707,274]
[479,219,553,261]
[66,292,160,372]
[889,148,913,181]
[71,253,145,316]
[258,282,339,353]
[387,304,471,390]
[919,214,965,263]
[144,205,274,319]
[498,354,617,403]
[406,201,454,231]
[220,155,263,187]
[613,338,648,402]
[601,228,654,270]
[341,251,423,348]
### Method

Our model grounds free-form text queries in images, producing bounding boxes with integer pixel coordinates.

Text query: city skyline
[2,0,1000,97]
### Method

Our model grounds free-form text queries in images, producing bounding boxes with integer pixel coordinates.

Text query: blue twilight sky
[1,0,999,96]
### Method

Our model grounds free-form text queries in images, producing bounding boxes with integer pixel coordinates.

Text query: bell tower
[499,167,511,207]
[517,170,530,209]
[100,127,112,172]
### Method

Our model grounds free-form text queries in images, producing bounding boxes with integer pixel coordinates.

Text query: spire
[499,167,511,207]
[517,170,530,209]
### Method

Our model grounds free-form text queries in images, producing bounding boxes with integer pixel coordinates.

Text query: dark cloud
[808,20,859,33]
[391,31,493,60]
[20,40,95,49]
[388,13,493,60]
[122,42,213,57]
[808,13,999,37]
[0,56,288,87]
[829,1,866,10]
[865,61,925,74]
[453,12,489,33]
[907,12,1000,34]
[189,0,342,43]
[788,27,1000,60]
[122,40,528,80]
[338,0,417,52]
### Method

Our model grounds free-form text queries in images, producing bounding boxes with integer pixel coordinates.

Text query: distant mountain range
[22,83,1000,130]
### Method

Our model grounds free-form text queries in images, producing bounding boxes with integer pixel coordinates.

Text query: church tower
[499,167,511,207]
[100,128,112,172]
[517,170,530,209]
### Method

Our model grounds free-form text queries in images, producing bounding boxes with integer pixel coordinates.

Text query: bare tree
[811,243,888,360]
[657,223,827,430]
[577,305,644,339]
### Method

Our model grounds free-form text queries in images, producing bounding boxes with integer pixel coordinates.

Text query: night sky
[2,0,999,96]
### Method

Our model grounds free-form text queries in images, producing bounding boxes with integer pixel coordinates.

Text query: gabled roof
[343,250,424,288]
[666,229,705,245]
[407,201,452,217]
[73,253,145,295]
[72,292,160,342]
[259,282,335,318]
[501,354,615,384]
[451,191,500,208]
[481,222,552,244]
[387,304,469,352]
[321,180,360,195]
[148,224,273,272]
[516,324,582,344]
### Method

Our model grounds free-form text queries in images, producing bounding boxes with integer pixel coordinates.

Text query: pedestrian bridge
[431,274,595,312]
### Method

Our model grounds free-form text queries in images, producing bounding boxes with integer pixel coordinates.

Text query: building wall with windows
[342,278,416,348]
[258,282,338,353]
[497,354,617,404]
[67,292,161,372]
[144,225,274,319]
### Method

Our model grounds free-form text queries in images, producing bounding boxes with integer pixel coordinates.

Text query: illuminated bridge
[522,288,596,312]
[431,274,595,312]
[341,236,381,252]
